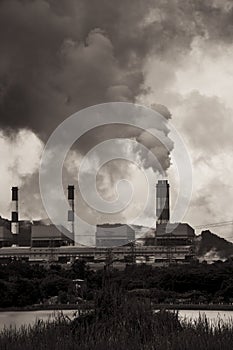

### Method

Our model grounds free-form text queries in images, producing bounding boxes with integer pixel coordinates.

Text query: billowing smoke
[0,0,174,221]
[1,0,230,147]
[1,0,233,223]
[198,248,223,263]
[1,0,233,133]
[0,0,151,135]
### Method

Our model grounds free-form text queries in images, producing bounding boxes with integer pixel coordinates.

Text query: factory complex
[0,181,196,266]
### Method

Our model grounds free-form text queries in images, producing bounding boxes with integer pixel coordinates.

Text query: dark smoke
[0,0,180,177]
[1,0,233,222]
[1,0,231,136]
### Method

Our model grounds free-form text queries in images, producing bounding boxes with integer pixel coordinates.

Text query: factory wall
[0,227,13,247]
[96,224,135,247]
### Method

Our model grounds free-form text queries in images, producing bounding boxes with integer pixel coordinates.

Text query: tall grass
[1,288,233,350]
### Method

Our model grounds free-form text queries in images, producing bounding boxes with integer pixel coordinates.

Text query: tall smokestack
[11,186,19,245]
[156,180,170,224]
[67,185,75,245]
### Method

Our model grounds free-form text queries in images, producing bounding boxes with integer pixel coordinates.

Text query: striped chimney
[11,186,19,245]
[67,185,75,245]
[156,180,170,224]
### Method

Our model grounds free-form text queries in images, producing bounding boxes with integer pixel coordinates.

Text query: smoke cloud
[1,0,231,143]
[2,0,232,135]
[1,0,233,230]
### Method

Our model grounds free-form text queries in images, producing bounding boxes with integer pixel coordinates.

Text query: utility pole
[102,248,114,288]
[130,240,136,264]
[105,248,113,271]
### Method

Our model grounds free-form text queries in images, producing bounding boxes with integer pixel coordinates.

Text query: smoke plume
[1,0,233,224]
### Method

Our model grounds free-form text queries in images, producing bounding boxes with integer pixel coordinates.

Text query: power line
[195,220,233,229]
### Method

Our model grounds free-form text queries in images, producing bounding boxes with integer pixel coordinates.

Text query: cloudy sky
[1,0,233,241]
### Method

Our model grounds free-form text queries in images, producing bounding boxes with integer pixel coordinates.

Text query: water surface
[0,309,232,330]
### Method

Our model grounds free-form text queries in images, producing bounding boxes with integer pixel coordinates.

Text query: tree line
[0,258,233,307]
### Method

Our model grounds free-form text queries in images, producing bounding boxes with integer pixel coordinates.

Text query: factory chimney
[156,180,170,224]
[67,185,75,245]
[11,186,19,245]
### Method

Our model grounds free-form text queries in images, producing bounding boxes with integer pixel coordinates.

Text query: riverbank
[1,302,233,312]
[0,303,92,312]
[0,302,233,350]
[154,303,233,310]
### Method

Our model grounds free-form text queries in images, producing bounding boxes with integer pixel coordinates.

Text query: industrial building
[0,180,197,266]
[155,180,195,264]
[0,245,195,265]
[31,225,73,247]
[96,223,135,247]
[156,223,195,246]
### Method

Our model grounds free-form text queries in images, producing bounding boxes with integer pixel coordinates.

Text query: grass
[0,288,233,350]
